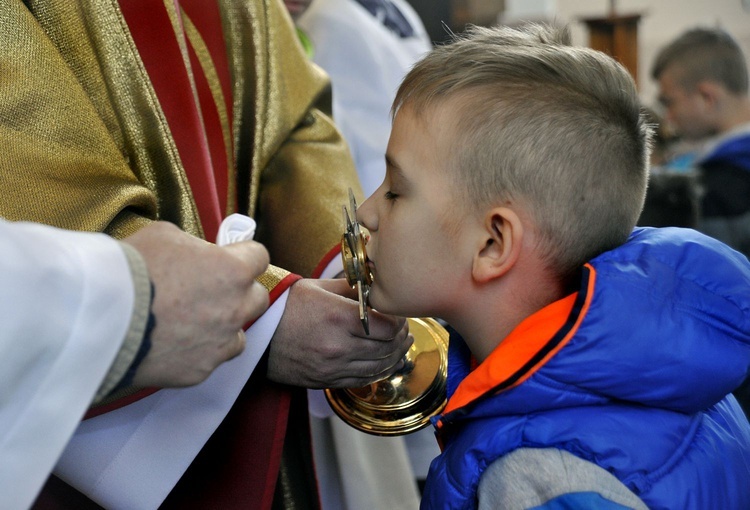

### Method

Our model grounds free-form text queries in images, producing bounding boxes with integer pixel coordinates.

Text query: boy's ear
[472,207,523,284]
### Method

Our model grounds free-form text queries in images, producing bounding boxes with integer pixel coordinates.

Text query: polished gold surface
[329,191,449,435]
[325,317,449,436]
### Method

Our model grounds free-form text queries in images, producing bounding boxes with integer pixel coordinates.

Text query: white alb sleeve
[0,220,135,510]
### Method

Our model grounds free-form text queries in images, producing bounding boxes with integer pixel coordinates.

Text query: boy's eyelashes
[384,190,399,201]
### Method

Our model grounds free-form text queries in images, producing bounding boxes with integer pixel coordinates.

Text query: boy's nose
[357,194,378,232]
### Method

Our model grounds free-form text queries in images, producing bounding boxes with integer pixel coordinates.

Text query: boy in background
[357,24,750,509]
[652,27,750,258]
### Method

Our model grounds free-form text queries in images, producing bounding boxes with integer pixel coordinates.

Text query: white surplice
[0,220,135,509]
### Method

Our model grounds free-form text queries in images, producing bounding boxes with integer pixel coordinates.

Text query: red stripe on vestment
[181,0,234,217]
[180,0,233,132]
[119,0,223,241]
[313,244,342,278]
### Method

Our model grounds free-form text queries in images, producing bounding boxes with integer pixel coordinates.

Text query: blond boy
[357,24,750,509]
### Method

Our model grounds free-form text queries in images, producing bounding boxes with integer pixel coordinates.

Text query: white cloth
[53,214,280,509]
[0,220,134,510]
[216,212,257,244]
[311,417,424,510]
[298,0,432,197]
[56,295,287,509]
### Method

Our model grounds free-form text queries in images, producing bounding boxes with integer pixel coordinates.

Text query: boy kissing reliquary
[325,190,449,436]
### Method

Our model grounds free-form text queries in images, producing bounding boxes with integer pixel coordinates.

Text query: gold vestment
[0,0,362,508]
[0,0,360,277]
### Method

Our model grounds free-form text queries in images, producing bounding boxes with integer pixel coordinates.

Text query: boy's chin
[367,291,398,316]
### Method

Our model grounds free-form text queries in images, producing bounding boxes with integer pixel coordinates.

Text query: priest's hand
[124,222,270,388]
[266,278,412,388]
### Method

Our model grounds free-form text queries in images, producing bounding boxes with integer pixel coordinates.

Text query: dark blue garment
[700,132,750,217]
[703,132,750,172]
[354,0,414,38]
[422,227,750,509]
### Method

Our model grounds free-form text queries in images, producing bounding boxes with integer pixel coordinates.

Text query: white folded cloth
[216,213,257,245]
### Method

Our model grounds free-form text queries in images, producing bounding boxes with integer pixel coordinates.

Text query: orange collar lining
[441,264,597,419]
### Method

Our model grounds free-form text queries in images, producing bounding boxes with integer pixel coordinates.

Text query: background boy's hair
[650,27,748,95]
[393,23,652,279]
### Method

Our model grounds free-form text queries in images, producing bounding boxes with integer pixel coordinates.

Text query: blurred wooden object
[582,13,642,83]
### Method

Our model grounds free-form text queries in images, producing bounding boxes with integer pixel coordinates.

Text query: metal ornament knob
[326,190,449,436]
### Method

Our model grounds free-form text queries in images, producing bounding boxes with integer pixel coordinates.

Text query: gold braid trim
[257,264,292,292]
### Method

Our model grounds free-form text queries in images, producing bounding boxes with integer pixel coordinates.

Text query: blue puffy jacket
[422,227,750,509]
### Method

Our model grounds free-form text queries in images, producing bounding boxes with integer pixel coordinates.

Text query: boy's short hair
[393,24,652,278]
[651,27,748,95]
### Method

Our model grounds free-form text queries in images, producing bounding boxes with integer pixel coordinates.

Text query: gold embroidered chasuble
[0,0,361,279]
[0,0,363,507]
